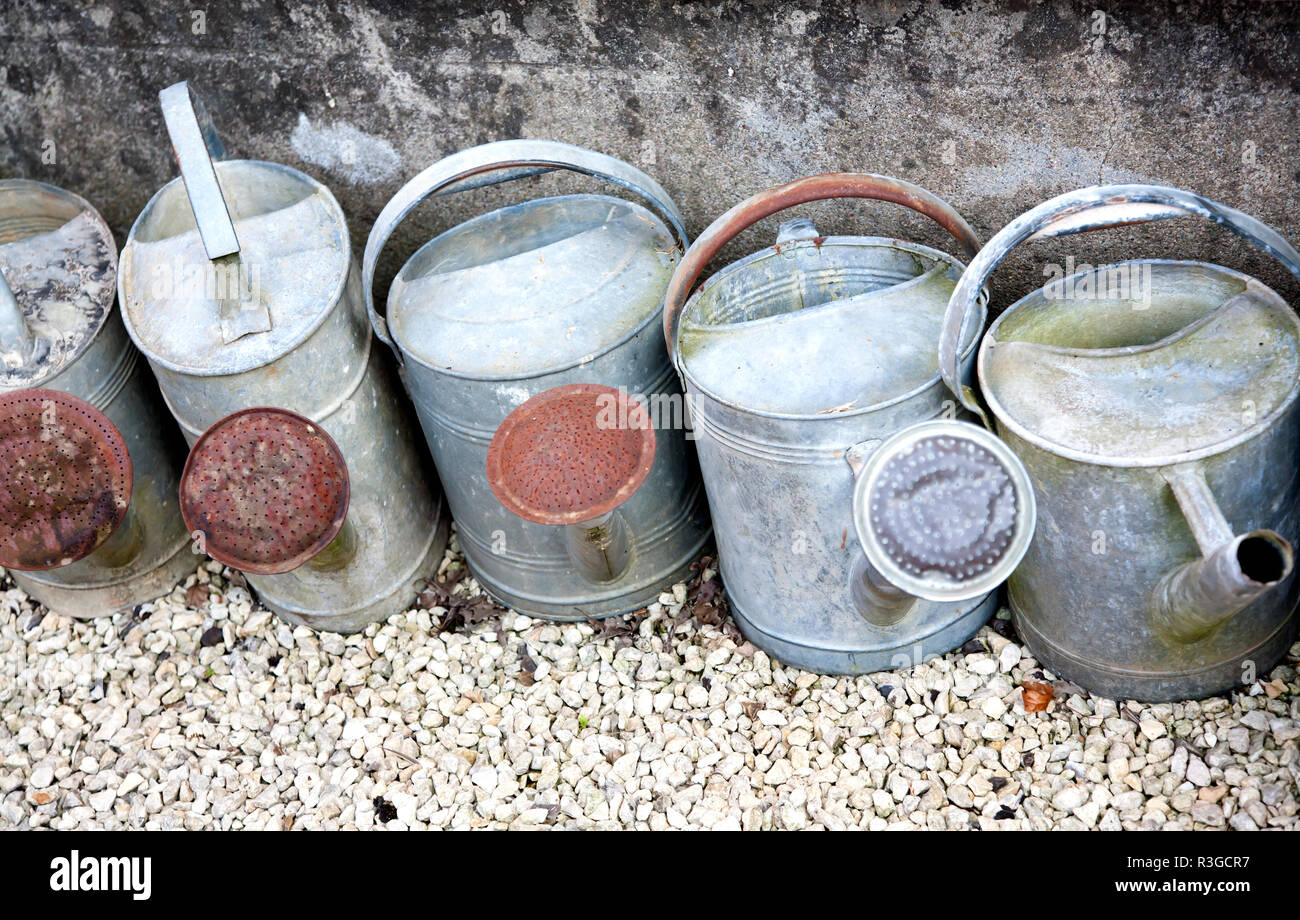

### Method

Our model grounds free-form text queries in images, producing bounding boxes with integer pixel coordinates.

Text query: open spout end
[1152,530,1294,645]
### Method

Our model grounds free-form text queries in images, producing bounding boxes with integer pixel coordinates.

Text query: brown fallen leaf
[185,583,209,609]
[740,700,761,720]
[1021,681,1054,713]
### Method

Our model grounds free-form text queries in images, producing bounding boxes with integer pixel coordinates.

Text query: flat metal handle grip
[940,184,1300,422]
[661,173,982,366]
[362,139,689,355]
[159,82,239,260]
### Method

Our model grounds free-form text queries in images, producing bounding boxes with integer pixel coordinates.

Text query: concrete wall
[2,0,1298,306]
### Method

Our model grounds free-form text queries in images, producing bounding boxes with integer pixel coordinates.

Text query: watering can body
[363,141,710,620]
[118,86,448,633]
[0,179,193,616]
[663,175,1035,675]
[947,186,1300,700]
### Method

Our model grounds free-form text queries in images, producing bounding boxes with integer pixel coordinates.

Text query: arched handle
[939,184,1300,422]
[362,139,689,356]
[661,173,982,365]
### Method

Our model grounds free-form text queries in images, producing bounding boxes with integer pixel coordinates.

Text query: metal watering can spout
[1152,465,1294,644]
[488,387,658,587]
[179,408,354,576]
[487,384,656,586]
[158,81,270,343]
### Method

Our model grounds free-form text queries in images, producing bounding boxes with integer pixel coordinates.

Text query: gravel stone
[0,545,1296,830]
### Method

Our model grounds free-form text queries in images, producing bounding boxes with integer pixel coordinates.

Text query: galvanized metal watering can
[117,82,449,633]
[662,174,1037,674]
[0,180,193,616]
[363,140,710,620]
[944,184,1300,701]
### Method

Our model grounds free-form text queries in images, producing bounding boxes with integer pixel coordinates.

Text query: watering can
[117,82,449,633]
[0,180,192,616]
[362,140,710,620]
[943,184,1300,701]
[662,174,1036,674]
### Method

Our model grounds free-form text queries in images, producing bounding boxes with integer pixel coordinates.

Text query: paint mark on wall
[290,113,401,185]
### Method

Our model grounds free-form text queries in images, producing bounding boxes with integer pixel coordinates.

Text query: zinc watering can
[943,184,1300,701]
[662,174,1037,674]
[0,180,192,616]
[117,82,449,633]
[363,140,710,620]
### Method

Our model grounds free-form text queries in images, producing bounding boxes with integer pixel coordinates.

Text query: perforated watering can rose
[661,173,1035,675]
[362,140,709,621]
[0,180,193,616]
[117,82,448,634]
[942,183,1300,701]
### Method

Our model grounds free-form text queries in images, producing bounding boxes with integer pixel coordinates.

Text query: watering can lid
[0,388,133,571]
[678,233,977,416]
[982,261,1300,464]
[387,194,678,379]
[118,160,352,376]
[0,180,118,389]
[179,407,350,575]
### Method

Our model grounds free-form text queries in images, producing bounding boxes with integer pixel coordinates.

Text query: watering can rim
[678,235,987,422]
[385,191,677,382]
[978,258,1300,468]
[118,158,351,377]
[0,178,119,386]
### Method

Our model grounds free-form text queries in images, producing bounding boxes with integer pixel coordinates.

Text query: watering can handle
[159,82,240,260]
[362,139,689,355]
[661,173,982,366]
[939,184,1300,423]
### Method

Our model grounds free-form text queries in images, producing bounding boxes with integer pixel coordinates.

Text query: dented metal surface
[958,184,1300,700]
[663,174,1035,675]
[364,140,710,620]
[118,84,448,633]
[0,179,194,616]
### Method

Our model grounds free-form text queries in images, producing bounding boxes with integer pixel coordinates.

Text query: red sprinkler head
[486,383,656,526]
[180,407,350,575]
[0,388,133,571]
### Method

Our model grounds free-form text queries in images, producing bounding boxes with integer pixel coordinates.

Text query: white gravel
[1,534,1297,830]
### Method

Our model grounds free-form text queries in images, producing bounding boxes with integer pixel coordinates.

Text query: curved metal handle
[159,82,239,260]
[362,139,689,355]
[940,184,1300,422]
[661,173,982,365]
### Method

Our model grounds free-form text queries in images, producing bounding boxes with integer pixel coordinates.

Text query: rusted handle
[662,173,981,363]
[363,140,688,357]
[940,184,1300,423]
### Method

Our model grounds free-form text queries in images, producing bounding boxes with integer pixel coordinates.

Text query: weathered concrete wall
[2,0,1298,306]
